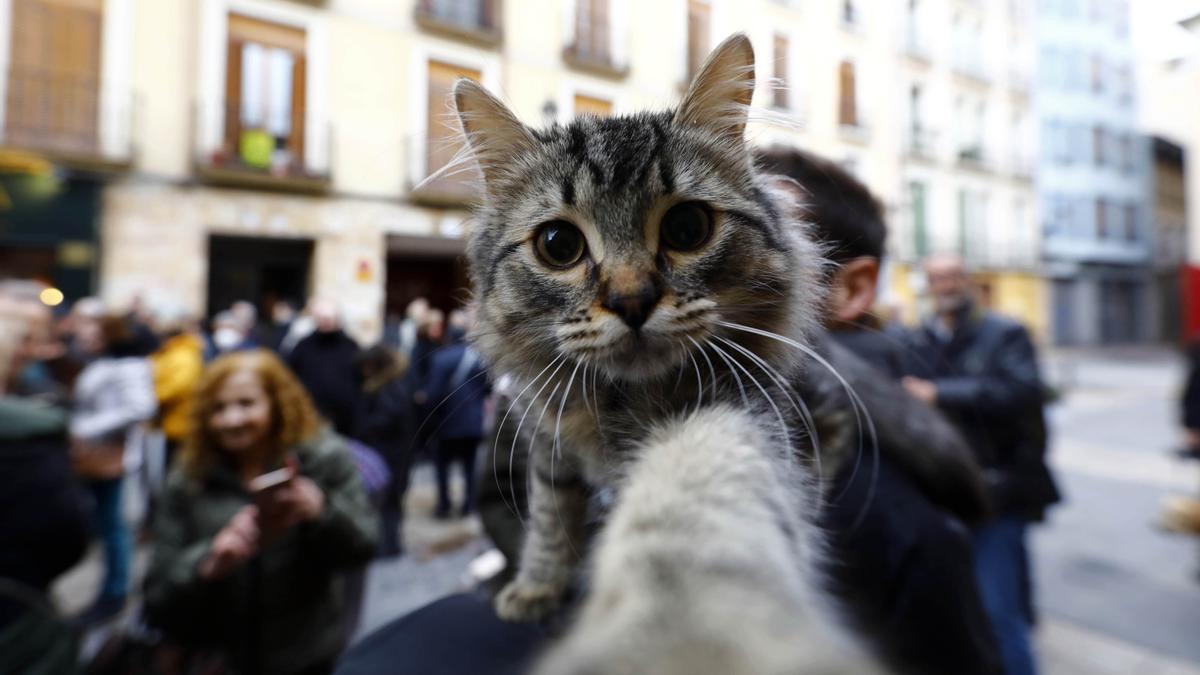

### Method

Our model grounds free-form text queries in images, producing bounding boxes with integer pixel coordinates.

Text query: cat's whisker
[683,342,705,414]
[713,336,824,484]
[717,320,881,529]
[506,357,571,526]
[686,335,720,401]
[709,340,791,448]
[491,355,564,520]
[551,362,585,561]
[704,339,749,408]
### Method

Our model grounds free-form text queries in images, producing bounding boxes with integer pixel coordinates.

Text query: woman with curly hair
[144,349,377,675]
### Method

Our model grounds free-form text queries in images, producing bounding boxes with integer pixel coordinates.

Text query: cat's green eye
[660,202,713,252]
[534,221,587,269]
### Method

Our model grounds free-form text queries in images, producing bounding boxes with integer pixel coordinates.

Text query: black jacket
[824,329,1002,675]
[906,304,1061,521]
[0,398,90,624]
[1182,341,1200,430]
[287,330,362,436]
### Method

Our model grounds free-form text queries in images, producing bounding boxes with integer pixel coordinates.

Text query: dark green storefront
[0,171,101,302]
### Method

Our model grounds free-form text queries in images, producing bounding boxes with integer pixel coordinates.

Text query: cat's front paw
[494,578,565,622]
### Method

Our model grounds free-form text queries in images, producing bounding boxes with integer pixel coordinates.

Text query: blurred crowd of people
[0,284,492,675]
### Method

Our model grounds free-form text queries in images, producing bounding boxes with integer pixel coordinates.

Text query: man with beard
[903,252,1061,675]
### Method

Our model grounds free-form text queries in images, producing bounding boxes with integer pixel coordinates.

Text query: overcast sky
[1131,0,1200,62]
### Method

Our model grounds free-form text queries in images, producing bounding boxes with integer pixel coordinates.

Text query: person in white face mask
[208,311,253,360]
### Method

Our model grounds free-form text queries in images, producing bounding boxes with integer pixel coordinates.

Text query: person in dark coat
[354,345,418,556]
[0,284,91,673]
[287,298,362,437]
[903,251,1061,675]
[755,146,1002,675]
[424,311,489,518]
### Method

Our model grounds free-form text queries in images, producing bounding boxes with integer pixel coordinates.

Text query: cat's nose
[603,280,662,331]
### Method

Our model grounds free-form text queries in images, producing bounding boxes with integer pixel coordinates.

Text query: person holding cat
[755,146,1002,675]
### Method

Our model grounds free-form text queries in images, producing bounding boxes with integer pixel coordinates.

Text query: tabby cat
[453,33,972,674]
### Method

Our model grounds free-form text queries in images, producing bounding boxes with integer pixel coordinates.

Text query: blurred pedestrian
[149,302,204,469]
[286,297,361,436]
[69,312,157,626]
[207,310,255,360]
[268,299,299,353]
[232,299,271,349]
[353,345,417,556]
[395,298,430,360]
[904,251,1061,675]
[0,282,90,672]
[756,146,1001,674]
[425,310,489,519]
[144,350,378,675]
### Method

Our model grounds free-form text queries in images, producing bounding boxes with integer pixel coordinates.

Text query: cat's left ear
[453,79,538,188]
[674,33,755,144]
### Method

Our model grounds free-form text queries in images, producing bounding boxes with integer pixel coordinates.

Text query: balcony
[414,0,503,48]
[563,38,628,79]
[956,145,993,172]
[838,120,872,145]
[906,126,937,160]
[0,67,135,172]
[193,101,332,195]
[952,55,991,85]
[405,133,482,207]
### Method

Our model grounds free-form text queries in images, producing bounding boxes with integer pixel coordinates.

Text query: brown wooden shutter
[290,54,306,160]
[6,0,102,152]
[426,60,482,180]
[838,60,857,126]
[573,94,612,117]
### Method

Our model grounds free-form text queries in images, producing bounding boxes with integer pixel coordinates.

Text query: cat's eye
[660,202,713,252]
[534,220,587,269]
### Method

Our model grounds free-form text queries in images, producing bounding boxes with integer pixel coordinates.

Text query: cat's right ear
[453,79,537,189]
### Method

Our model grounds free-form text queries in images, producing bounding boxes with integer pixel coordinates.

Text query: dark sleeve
[301,442,379,568]
[933,324,1043,416]
[1183,344,1200,430]
[144,479,224,631]
[888,520,1004,675]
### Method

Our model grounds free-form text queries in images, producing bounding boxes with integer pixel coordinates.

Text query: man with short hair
[903,251,1061,675]
[287,297,362,436]
[756,146,1002,675]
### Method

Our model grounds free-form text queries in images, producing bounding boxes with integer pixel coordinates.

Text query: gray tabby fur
[453,33,966,674]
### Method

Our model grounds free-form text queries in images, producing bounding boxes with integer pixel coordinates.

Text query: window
[1123,204,1137,241]
[1090,54,1104,94]
[842,0,859,27]
[686,0,711,82]
[1095,198,1108,238]
[5,0,103,154]
[573,93,613,117]
[1119,134,1133,173]
[957,189,970,255]
[572,0,611,65]
[223,14,307,172]
[909,84,925,144]
[1093,126,1105,166]
[425,59,482,184]
[838,60,858,127]
[910,181,928,257]
[416,0,500,36]
[773,33,790,109]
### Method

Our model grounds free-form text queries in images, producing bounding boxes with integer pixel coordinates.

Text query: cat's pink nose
[603,281,662,331]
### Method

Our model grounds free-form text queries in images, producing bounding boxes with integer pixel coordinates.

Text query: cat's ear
[453,79,537,187]
[674,33,755,143]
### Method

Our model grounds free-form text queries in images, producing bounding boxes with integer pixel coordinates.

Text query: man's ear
[830,257,880,325]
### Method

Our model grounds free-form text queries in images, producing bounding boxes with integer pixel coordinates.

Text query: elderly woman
[145,349,377,675]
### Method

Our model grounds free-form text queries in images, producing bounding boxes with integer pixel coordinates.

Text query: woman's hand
[259,457,326,533]
[199,506,260,580]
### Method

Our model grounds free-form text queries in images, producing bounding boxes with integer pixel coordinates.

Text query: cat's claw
[495,579,564,622]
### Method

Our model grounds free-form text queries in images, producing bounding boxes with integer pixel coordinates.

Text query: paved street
[55,348,1200,673]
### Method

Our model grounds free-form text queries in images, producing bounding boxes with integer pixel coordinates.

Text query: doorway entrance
[206,234,313,320]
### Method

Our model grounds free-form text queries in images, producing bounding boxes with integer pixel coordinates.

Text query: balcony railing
[414,0,503,47]
[193,101,332,194]
[906,126,937,159]
[405,132,482,206]
[0,67,135,171]
[563,33,628,78]
[956,145,993,172]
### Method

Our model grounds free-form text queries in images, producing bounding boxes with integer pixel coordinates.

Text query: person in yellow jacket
[149,305,204,462]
